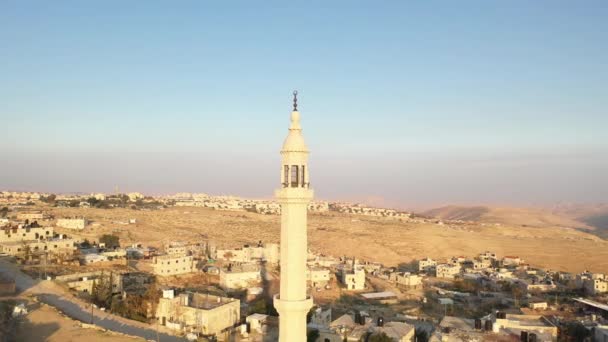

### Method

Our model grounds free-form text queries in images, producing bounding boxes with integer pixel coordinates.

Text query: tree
[91,271,113,308]
[561,322,591,341]
[307,328,320,342]
[100,234,120,249]
[415,329,429,342]
[0,207,8,218]
[367,332,392,342]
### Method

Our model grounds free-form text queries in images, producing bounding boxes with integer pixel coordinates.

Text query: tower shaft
[273,92,313,342]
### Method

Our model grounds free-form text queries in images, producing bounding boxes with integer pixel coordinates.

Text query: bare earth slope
[47,206,608,273]
[424,205,591,230]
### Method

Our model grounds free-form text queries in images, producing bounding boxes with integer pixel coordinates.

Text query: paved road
[0,258,186,342]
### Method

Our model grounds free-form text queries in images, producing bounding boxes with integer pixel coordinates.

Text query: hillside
[423,205,591,230]
[44,205,608,274]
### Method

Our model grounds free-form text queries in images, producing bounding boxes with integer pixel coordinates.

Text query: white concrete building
[341,265,366,291]
[307,267,331,288]
[435,263,461,279]
[219,267,262,290]
[156,290,240,336]
[152,254,195,276]
[418,257,437,272]
[56,218,87,230]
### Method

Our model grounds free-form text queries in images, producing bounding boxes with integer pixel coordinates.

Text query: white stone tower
[273,91,313,341]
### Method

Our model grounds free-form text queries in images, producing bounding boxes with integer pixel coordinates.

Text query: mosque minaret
[273,91,314,341]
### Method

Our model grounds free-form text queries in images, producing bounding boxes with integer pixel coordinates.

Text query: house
[308,267,331,288]
[156,290,240,336]
[435,263,461,279]
[581,273,608,295]
[502,256,523,266]
[528,301,548,310]
[55,271,123,294]
[152,254,195,276]
[418,257,437,272]
[56,218,87,230]
[219,264,261,290]
[340,265,366,291]
[391,272,422,288]
[371,321,415,341]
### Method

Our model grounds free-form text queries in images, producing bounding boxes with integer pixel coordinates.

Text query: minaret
[273,91,314,341]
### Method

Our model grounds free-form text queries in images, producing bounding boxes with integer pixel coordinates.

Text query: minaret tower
[273,91,314,341]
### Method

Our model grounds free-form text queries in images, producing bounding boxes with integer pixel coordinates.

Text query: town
[0,190,606,341]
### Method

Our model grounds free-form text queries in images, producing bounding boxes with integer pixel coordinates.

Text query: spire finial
[292,90,298,111]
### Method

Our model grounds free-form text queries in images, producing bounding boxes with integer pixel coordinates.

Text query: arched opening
[290,165,299,188]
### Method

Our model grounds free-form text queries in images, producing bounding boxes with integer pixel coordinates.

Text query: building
[0,225,54,243]
[418,257,437,272]
[307,267,331,288]
[393,272,422,288]
[436,263,461,279]
[55,271,123,294]
[152,254,195,276]
[156,290,240,336]
[595,325,608,342]
[56,218,87,230]
[371,321,415,341]
[341,265,366,291]
[219,265,262,290]
[273,92,314,342]
[492,313,558,340]
[528,301,548,310]
[502,256,523,266]
[216,242,280,264]
[581,273,608,295]
[16,211,46,221]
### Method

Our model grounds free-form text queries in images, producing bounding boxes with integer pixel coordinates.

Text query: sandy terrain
[16,303,144,342]
[46,205,608,273]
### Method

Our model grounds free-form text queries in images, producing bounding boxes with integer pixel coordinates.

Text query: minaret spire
[292,90,298,111]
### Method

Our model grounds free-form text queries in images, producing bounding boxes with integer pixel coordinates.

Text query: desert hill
[45,204,608,274]
[423,205,591,230]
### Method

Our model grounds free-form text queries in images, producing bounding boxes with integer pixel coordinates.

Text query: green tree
[367,332,392,342]
[561,322,591,341]
[415,329,429,342]
[100,234,120,249]
[91,272,113,308]
[307,328,320,342]
[0,207,9,217]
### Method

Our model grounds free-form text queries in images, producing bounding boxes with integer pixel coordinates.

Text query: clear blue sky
[1,1,607,208]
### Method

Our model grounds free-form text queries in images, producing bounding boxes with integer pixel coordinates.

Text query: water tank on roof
[529,333,537,342]
[520,331,528,342]
[474,319,482,330]
[377,317,384,327]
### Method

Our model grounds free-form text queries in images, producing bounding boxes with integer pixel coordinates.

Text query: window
[301,165,306,186]
[283,165,289,187]
[291,165,299,187]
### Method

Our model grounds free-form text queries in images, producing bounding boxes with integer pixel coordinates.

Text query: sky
[1,1,607,209]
